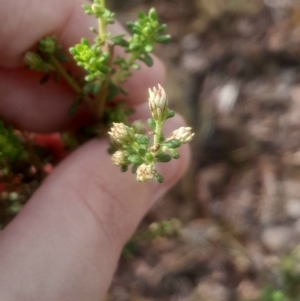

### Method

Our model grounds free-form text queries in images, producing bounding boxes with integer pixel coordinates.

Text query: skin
[0,0,190,300]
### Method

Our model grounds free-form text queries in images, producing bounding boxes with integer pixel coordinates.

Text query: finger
[0,0,165,131]
[0,114,190,300]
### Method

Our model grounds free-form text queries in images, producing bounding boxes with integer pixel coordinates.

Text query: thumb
[0,115,190,301]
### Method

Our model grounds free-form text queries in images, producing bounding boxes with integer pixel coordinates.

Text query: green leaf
[121,165,128,172]
[129,43,141,52]
[164,139,181,149]
[83,82,100,95]
[98,65,110,74]
[138,148,146,156]
[171,150,180,159]
[145,153,153,162]
[155,173,164,183]
[136,135,149,144]
[167,110,175,119]
[139,54,153,67]
[149,8,158,21]
[131,63,140,70]
[157,24,167,33]
[148,118,156,130]
[125,146,136,155]
[155,153,172,163]
[112,35,129,47]
[155,35,171,43]
[138,11,146,19]
[55,52,69,63]
[131,164,139,174]
[128,155,144,165]
[106,82,122,101]
[144,44,154,53]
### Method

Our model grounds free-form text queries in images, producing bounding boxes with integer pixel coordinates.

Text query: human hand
[0,1,190,300]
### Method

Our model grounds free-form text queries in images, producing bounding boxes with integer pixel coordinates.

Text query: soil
[106,1,300,300]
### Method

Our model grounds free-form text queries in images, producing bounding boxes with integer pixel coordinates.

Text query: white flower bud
[166,127,194,144]
[148,84,168,122]
[136,163,156,182]
[111,150,128,166]
[108,123,135,145]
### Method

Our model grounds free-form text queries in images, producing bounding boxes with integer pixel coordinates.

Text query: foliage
[256,247,300,301]
[0,0,193,226]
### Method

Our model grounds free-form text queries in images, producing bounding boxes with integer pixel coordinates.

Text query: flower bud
[39,37,56,54]
[24,52,54,72]
[136,163,156,182]
[148,84,168,122]
[111,150,128,166]
[166,127,194,144]
[108,123,135,145]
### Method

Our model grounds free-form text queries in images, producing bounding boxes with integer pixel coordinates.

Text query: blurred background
[107,1,300,300]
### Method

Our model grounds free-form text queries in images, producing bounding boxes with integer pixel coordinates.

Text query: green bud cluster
[39,36,57,54]
[109,85,194,183]
[70,39,110,82]
[114,8,170,67]
[83,1,114,24]
[112,8,170,82]
[24,36,69,87]
[0,121,27,168]
[149,218,182,237]
[24,52,54,73]
[127,9,170,55]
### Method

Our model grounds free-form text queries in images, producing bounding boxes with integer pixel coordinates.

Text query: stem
[98,0,107,43]
[91,0,112,119]
[153,121,164,155]
[50,56,82,94]
[50,56,95,107]
[94,43,114,119]
[112,52,139,84]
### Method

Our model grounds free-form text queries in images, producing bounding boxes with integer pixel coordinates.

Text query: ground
[106,1,300,300]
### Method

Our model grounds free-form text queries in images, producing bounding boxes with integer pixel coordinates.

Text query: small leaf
[55,52,69,63]
[167,110,175,119]
[131,164,138,174]
[128,155,144,165]
[93,83,101,95]
[139,54,153,67]
[149,8,158,21]
[155,35,171,43]
[139,148,146,156]
[125,146,136,155]
[138,11,146,19]
[112,35,129,47]
[83,82,101,95]
[148,118,156,130]
[129,43,141,52]
[136,135,149,144]
[155,153,172,162]
[163,139,181,149]
[131,63,140,70]
[155,173,164,183]
[145,153,153,162]
[121,165,128,172]
[98,65,110,74]
[144,44,154,53]
[171,150,180,159]
[157,24,167,33]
